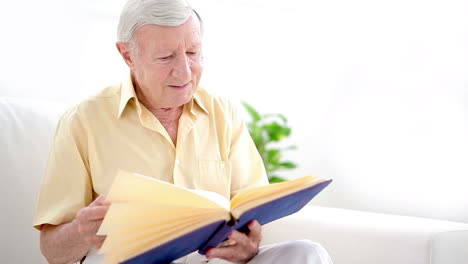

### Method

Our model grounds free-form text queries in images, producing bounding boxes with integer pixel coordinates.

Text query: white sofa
[1,96,467,264]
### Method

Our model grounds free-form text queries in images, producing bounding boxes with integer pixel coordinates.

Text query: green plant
[242,102,298,183]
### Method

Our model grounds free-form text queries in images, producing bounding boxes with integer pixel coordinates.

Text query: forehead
[133,16,202,51]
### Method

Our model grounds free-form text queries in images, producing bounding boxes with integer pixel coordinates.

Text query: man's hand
[74,195,110,249]
[205,220,262,263]
[40,195,111,264]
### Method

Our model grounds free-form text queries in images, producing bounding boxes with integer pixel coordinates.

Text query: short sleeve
[33,108,93,230]
[227,102,269,198]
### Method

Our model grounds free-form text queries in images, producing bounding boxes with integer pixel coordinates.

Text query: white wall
[0,0,466,222]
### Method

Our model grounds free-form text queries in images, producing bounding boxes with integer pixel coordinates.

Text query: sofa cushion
[0,97,67,263]
[262,205,468,264]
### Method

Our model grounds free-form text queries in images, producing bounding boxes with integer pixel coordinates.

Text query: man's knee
[273,240,332,264]
[254,240,332,264]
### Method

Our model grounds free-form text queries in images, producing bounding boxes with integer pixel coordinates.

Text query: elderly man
[34,0,333,263]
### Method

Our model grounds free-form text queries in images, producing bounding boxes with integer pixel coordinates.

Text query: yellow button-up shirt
[34,76,268,230]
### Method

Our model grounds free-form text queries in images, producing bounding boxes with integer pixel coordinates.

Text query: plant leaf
[242,101,298,180]
[266,149,281,165]
[242,101,261,122]
[282,145,298,151]
[279,161,297,169]
[269,176,287,183]
[262,122,288,141]
[263,113,288,123]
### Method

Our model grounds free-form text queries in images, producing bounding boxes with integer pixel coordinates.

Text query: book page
[106,170,229,210]
[98,204,215,235]
[192,189,230,210]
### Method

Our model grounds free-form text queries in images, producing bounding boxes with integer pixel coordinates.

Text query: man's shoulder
[60,85,121,123]
[195,87,236,114]
[81,85,121,110]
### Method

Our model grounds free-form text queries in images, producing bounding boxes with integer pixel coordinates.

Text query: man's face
[126,15,203,109]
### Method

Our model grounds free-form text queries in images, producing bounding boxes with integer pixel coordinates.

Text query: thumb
[247,220,262,243]
[89,195,108,206]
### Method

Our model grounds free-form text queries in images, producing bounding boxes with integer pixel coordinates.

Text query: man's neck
[141,101,183,145]
[132,78,184,125]
[149,106,183,126]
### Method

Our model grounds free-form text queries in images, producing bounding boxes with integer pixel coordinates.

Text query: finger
[84,235,106,248]
[219,239,237,247]
[228,230,250,245]
[206,231,259,262]
[225,239,237,246]
[76,206,109,235]
[93,235,107,249]
[88,205,110,220]
[247,220,262,243]
[79,205,110,221]
[89,195,109,206]
[77,217,106,235]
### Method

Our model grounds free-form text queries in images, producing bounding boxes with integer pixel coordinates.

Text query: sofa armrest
[261,205,468,264]
[0,97,66,264]
[431,230,468,264]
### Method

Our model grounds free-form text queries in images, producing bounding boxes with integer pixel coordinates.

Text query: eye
[158,55,173,61]
[186,51,199,56]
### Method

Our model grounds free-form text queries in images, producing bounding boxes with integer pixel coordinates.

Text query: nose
[171,54,191,81]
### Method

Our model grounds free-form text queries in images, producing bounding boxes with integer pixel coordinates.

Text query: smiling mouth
[168,83,190,89]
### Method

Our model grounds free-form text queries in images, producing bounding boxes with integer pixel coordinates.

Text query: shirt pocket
[197,160,231,199]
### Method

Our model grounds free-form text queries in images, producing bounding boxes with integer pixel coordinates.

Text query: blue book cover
[120,179,332,264]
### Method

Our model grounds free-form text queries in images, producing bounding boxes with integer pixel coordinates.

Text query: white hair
[117,0,193,43]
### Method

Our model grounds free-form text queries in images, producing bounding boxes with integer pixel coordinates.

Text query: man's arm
[40,196,109,264]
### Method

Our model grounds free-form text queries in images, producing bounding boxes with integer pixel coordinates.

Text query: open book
[98,171,332,264]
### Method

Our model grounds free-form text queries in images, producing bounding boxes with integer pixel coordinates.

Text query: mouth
[168,82,190,89]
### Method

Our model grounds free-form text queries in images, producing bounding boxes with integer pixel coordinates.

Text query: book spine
[198,222,234,255]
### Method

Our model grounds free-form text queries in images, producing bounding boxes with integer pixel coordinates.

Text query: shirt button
[175,159,180,165]
[220,163,225,169]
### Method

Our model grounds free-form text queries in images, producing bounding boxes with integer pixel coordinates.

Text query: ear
[116,42,136,70]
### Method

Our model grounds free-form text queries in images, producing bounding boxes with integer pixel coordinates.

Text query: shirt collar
[192,92,209,115]
[117,73,137,119]
[117,73,209,118]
